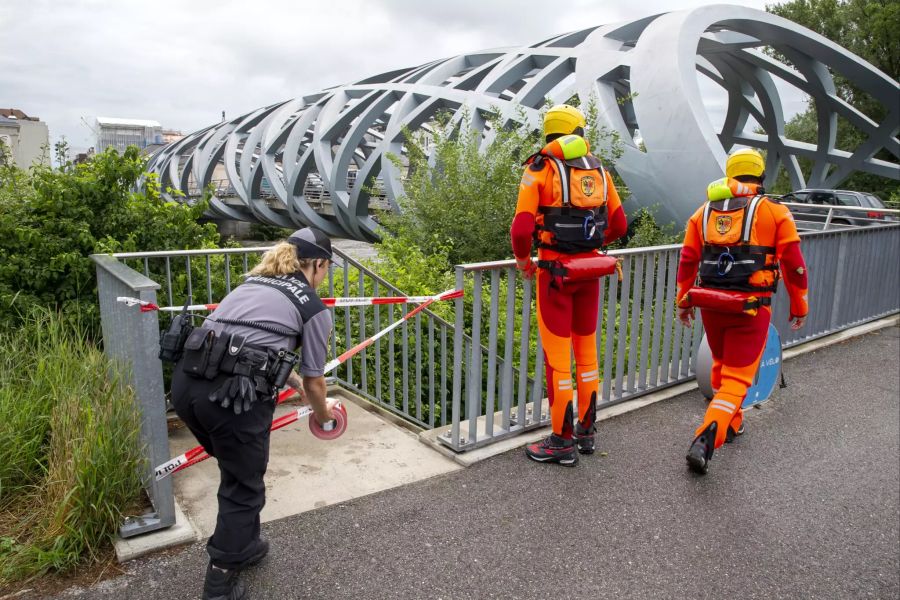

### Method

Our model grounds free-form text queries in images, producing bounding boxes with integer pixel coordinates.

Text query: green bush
[0,146,221,333]
[354,98,684,423]
[0,309,143,583]
[765,0,899,199]
[611,206,684,249]
[248,222,293,241]
[381,98,628,267]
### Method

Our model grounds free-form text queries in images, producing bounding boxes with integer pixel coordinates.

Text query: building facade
[96,117,163,153]
[0,109,50,168]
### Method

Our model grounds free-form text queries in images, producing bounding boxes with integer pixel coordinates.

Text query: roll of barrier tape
[309,402,348,440]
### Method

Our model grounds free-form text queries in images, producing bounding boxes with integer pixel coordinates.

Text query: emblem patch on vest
[715,215,733,235]
[581,176,596,196]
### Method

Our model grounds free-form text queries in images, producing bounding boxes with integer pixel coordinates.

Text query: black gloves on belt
[209,375,258,415]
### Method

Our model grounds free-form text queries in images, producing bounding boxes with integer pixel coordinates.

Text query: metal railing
[91,255,175,538]
[775,224,900,346]
[782,201,900,232]
[441,246,702,451]
[92,244,473,534]
[186,175,393,211]
[104,245,462,428]
[92,221,900,528]
[438,223,900,451]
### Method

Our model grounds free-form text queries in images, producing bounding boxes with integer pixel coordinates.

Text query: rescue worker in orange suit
[676,148,809,474]
[510,104,627,466]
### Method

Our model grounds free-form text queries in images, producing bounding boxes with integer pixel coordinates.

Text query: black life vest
[530,152,609,253]
[698,195,779,293]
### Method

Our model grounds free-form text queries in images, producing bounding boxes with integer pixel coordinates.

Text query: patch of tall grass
[0,309,143,583]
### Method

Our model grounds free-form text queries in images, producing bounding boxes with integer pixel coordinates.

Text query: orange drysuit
[510,135,627,438]
[677,178,809,448]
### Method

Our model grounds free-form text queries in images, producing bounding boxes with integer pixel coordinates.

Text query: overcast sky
[1,0,789,152]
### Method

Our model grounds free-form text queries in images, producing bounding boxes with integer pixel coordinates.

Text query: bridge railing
[775,224,900,346]
[782,201,900,231]
[438,223,900,451]
[93,222,900,497]
[102,244,488,430]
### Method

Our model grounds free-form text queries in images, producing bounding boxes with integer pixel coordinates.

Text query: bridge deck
[54,326,899,600]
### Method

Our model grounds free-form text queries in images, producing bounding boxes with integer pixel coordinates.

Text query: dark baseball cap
[286,227,342,267]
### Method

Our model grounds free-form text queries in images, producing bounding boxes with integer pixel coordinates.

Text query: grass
[0,309,143,584]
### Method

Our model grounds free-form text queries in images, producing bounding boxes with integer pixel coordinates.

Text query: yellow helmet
[726,148,765,179]
[544,104,586,138]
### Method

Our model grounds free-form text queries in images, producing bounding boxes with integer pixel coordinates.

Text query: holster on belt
[678,287,771,316]
[208,338,277,413]
[187,331,276,399]
[537,254,622,288]
[181,328,216,378]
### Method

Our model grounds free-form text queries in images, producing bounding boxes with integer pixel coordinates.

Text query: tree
[380,108,543,266]
[381,99,631,267]
[766,0,899,198]
[0,146,221,332]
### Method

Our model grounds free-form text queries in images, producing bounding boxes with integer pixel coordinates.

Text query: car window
[808,192,836,205]
[784,191,809,203]
[835,192,861,207]
[863,194,885,209]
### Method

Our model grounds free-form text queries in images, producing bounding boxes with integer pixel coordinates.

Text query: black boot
[574,423,595,455]
[575,392,597,455]
[525,434,578,466]
[725,421,745,443]
[725,411,745,444]
[686,422,717,475]
[202,563,246,600]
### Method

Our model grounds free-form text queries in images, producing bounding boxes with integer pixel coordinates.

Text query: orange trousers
[696,306,771,447]
[536,270,600,439]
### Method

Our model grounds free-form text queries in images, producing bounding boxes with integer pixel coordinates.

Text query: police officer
[171,227,337,600]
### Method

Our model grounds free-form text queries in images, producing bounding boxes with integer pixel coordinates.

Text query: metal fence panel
[91,254,175,538]
[439,224,899,451]
[95,225,899,463]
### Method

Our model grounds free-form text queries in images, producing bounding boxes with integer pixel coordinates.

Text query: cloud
[1,0,777,152]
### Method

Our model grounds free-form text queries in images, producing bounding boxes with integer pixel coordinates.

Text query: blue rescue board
[742,324,782,408]
[696,323,782,407]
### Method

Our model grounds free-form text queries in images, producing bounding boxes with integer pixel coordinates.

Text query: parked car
[780,188,898,228]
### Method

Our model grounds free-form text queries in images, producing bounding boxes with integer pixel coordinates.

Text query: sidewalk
[170,389,459,540]
[52,326,899,599]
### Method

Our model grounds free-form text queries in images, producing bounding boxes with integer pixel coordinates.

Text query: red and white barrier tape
[153,288,462,480]
[118,289,462,313]
[162,401,348,477]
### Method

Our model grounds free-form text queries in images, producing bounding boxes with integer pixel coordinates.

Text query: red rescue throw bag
[558,254,620,281]
[678,287,761,316]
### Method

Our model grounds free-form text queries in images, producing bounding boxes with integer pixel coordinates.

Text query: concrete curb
[782,315,899,360]
[421,314,899,466]
[114,498,200,562]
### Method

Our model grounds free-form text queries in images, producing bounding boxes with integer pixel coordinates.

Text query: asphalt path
[55,327,900,600]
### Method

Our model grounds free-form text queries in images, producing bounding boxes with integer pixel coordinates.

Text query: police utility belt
[158,311,298,396]
[179,328,298,394]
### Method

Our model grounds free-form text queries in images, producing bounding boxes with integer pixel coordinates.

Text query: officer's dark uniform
[171,247,333,570]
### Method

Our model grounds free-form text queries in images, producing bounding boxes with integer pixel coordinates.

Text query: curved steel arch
[147,4,899,239]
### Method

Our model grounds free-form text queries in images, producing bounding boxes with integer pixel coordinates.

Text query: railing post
[829,232,849,330]
[92,254,175,537]
[468,272,483,446]
[450,266,465,449]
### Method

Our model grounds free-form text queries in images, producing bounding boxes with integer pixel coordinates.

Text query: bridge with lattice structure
[146,4,898,241]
